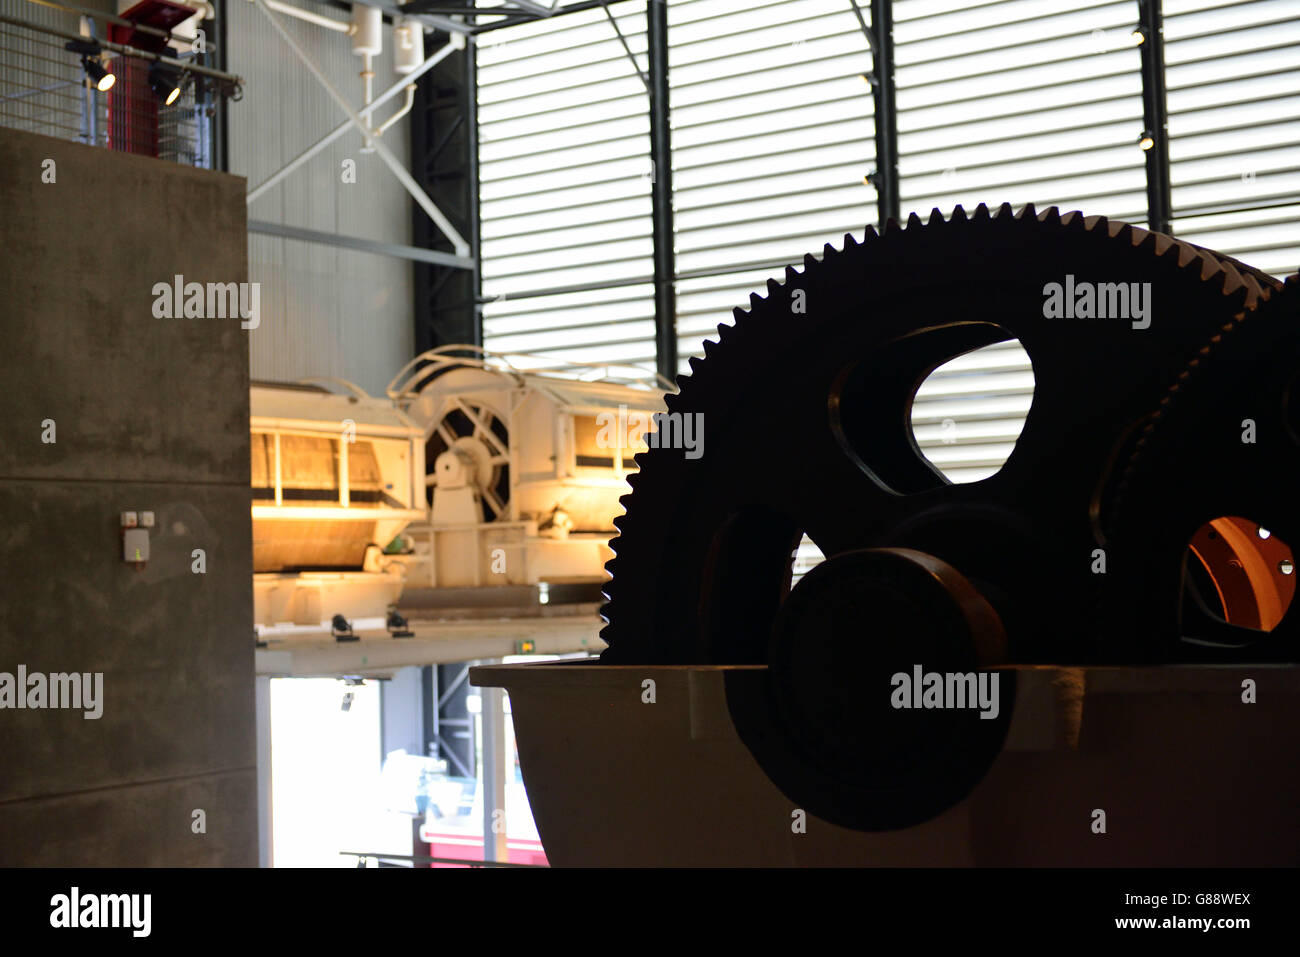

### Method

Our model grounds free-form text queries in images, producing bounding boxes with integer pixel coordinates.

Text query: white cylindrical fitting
[351,5,383,57]
[393,17,424,74]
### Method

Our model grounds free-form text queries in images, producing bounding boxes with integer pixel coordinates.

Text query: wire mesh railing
[0,1,240,168]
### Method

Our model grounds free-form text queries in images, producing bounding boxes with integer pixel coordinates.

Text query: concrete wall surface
[0,128,257,866]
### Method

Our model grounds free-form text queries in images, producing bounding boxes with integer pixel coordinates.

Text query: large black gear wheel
[1101,274,1300,663]
[598,203,1280,831]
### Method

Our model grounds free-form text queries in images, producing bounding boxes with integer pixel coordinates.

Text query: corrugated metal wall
[669,0,878,376]
[1166,0,1300,277]
[477,0,656,371]
[230,0,415,396]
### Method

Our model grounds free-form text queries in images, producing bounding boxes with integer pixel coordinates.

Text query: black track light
[66,40,114,92]
[148,63,183,106]
[83,58,114,92]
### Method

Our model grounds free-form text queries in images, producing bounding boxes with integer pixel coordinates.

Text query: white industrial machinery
[250,378,425,628]
[388,346,670,590]
[249,349,669,631]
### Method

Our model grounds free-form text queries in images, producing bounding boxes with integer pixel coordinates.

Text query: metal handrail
[0,10,243,87]
[25,0,211,49]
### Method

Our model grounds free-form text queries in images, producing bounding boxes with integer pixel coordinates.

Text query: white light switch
[123,528,149,564]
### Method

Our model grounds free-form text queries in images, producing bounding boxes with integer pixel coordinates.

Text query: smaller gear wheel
[1101,275,1300,663]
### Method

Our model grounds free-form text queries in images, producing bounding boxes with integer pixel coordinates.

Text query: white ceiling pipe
[373,83,415,137]
[352,5,383,110]
[260,0,354,34]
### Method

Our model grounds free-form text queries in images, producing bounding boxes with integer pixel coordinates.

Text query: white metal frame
[249,0,470,258]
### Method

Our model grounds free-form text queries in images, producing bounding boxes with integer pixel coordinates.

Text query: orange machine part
[1187,516,1295,631]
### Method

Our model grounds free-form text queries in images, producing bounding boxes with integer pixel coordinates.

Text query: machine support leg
[479,679,509,863]
[256,676,273,868]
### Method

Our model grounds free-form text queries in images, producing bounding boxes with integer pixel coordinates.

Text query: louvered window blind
[477,1,656,372]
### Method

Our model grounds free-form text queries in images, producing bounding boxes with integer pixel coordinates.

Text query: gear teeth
[994,202,1014,219]
[861,224,879,241]
[784,265,801,284]
[1059,209,1087,230]
[928,207,945,225]
[766,277,783,297]
[1016,202,1037,220]
[906,212,923,229]
[702,337,719,357]
[664,390,683,412]
[803,251,819,270]
[1150,231,1177,257]
[1038,206,1062,226]
[972,203,991,221]
[950,204,968,222]
[749,291,766,310]
[1190,247,1220,280]
[1218,260,1246,297]
[883,217,903,234]
[843,232,860,248]
[687,355,704,374]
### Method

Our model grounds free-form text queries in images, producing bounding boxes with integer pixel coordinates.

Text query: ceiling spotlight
[1137,131,1155,151]
[148,63,183,106]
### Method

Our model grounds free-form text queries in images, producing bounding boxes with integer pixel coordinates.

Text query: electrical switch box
[123,528,150,564]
